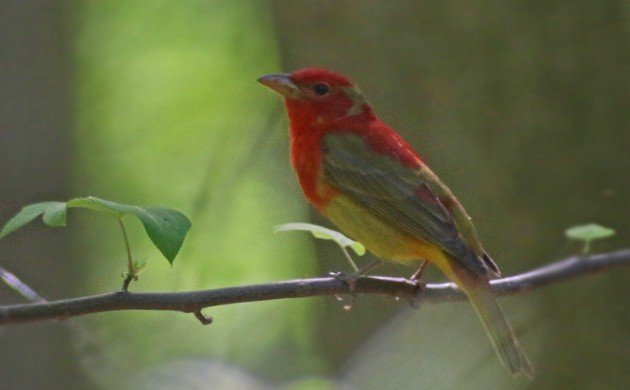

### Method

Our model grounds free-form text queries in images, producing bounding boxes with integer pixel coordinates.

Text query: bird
[258,68,533,378]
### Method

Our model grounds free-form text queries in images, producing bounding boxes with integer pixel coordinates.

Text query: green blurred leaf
[349,241,366,256]
[565,223,615,241]
[1,196,191,264]
[274,222,366,256]
[565,223,615,254]
[0,202,67,238]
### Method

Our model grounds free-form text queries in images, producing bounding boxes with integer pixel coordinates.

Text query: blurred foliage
[73,0,325,387]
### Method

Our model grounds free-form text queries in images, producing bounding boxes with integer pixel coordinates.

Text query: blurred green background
[1,1,628,389]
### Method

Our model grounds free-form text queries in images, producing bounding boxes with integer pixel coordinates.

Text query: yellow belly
[323,195,455,275]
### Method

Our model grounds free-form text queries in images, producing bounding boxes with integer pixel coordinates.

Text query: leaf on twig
[565,223,615,254]
[0,196,191,264]
[565,223,616,241]
[274,222,366,256]
[0,202,68,238]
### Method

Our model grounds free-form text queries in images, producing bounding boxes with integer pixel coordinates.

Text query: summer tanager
[258,68,533,377]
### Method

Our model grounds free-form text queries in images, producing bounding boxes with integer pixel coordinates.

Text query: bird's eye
[313,83,329,96]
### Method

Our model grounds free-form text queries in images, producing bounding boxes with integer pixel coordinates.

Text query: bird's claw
[329,271,360,293]
[406,278,426,309]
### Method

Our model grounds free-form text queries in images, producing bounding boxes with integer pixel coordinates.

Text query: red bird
[258,68,533,377]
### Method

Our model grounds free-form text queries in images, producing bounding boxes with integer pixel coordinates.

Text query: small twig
[0,264,47,303]
[118,218,135,291]
[121,274,134,292]
[339,245,359,272]
[193,310,213,325]
[0,249,627,326]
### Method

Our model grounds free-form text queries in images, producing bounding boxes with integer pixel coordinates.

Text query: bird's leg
[329,259,383,292]
[358,259,383,274]
[407,260,429,309]
[409,260,429,281]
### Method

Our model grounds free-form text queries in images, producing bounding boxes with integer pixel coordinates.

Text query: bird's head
[258,68,372,127]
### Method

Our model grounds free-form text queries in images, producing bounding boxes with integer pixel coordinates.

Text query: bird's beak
[257,73,301,99]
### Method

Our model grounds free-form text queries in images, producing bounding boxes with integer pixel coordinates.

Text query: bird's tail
[461,279,534,378]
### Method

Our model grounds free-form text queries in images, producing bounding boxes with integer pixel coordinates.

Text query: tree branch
[0,249,628,325]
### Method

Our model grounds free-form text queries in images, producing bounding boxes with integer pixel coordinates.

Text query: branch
[0,249,628,325]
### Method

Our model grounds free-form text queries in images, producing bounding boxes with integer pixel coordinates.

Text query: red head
[258,68,373,128]
[258,68,423,205]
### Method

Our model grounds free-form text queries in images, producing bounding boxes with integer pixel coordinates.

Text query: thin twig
[339,245,359,272]
[0,264,47,303]
[193,310,213,325]
[0,249,627,326]
[118,218,134,291]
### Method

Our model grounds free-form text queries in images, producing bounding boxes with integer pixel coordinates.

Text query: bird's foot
[328,260,382,293]
[329,271,362,311]
[329,271,361,293]
[406,277,426,309]
[406,260,429,308]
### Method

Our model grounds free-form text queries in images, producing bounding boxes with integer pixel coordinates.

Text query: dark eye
[313,83,329,96]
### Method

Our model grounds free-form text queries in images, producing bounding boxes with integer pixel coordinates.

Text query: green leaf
[565,223,616,242]
[67,196,137,217]
[133,207,191,264]
[1,196,192,264]
[67,197,191,264]
[42,202,69,226]
[349,241,366,256]
[565,223,615,255]
[274,222,366,256]
[0,202,67,238]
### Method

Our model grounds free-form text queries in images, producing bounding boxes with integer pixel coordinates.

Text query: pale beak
[257,73,301,99]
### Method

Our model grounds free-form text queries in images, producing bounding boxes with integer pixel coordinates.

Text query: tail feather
[465,282,534,378]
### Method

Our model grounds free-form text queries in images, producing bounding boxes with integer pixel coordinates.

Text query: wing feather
[322,132,493,277]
